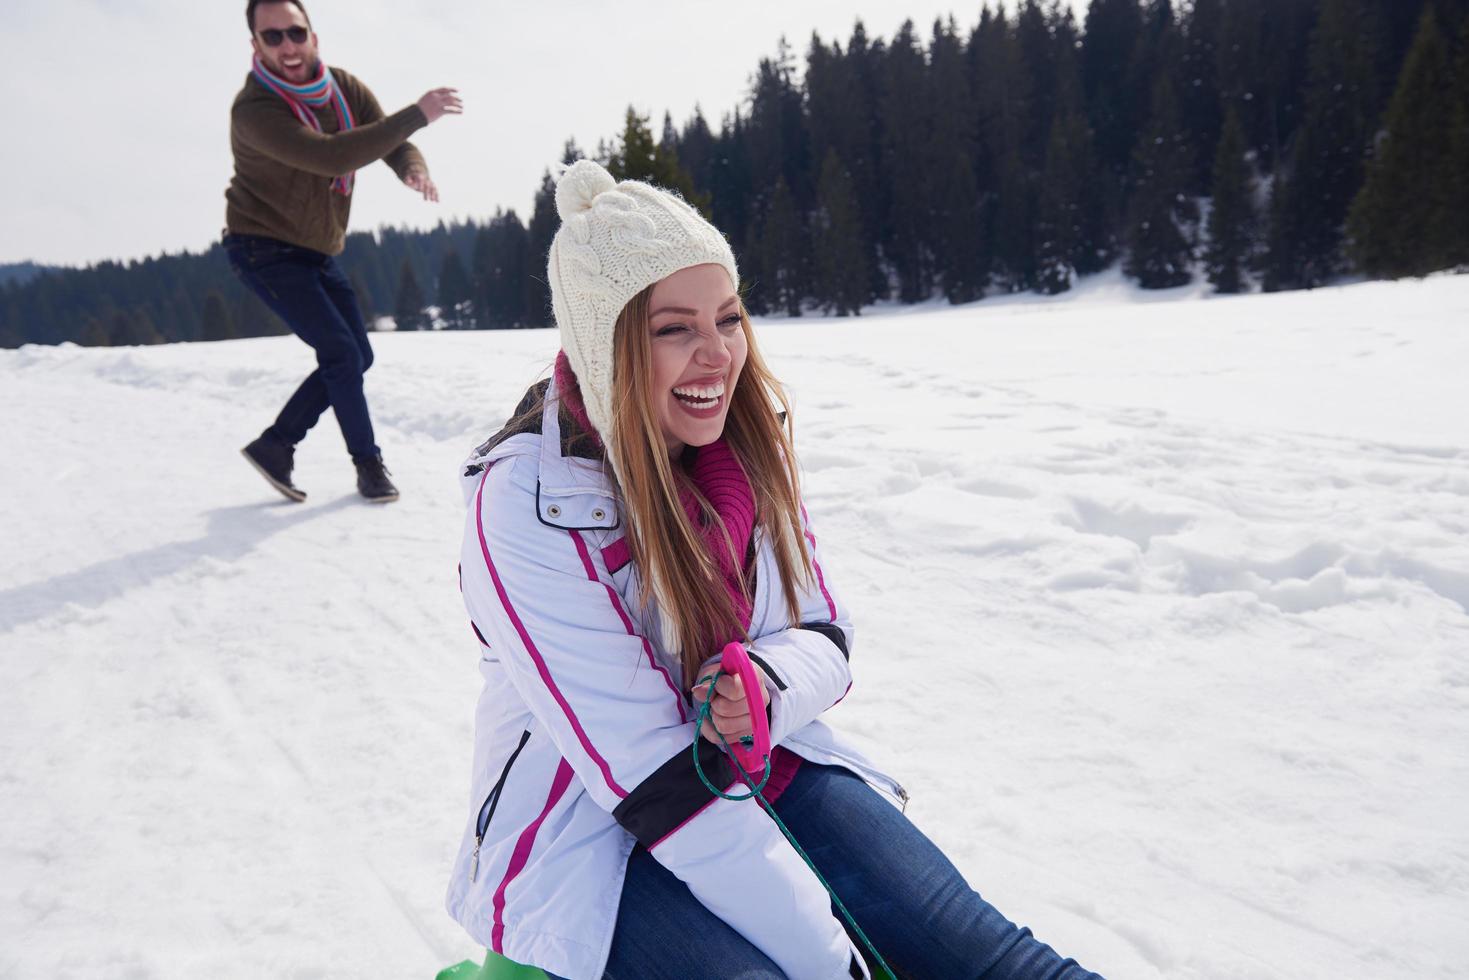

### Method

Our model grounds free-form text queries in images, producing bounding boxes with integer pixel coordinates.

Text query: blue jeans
[224,233,379,461]
[572,763,1103,979]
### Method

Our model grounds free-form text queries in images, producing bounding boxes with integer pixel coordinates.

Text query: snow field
[2,271,1467,978]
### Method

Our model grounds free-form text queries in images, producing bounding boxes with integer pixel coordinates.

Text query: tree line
[3,0,1467,348]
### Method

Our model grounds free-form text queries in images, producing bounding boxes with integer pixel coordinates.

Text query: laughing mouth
[672,381,725,410]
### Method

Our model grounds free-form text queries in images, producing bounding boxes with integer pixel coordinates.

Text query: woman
[446,160,1102,980]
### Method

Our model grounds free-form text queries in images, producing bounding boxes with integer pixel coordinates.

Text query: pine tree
[746,39,813,212]
[1380,0,1439,94]
[928,17,983,303]
[469,224,494,330]
[1124,73,1196,288]
[525,171,558,328]
[109,308,163,346]
[166,283,194,342]
[1014,0,1058,169]
[708,111,754,267]
[1346,9,1458,277]
[1216,0,1318,173]
[675,108,717,195]
[350,273,377,326]
[881,21,932,301]
[234,289,277,338]
[1056,7,1111,275]
[473,210,530,329]
[1260,150,1301,291]
[200,290,235,341]
[1083,0,1146,179]
[1451,12,1469,266]
[1180,0,1225,192]
[77,317,109,348]
[0,289,20,348]
[1036,110,1093,294]
[606,107,709,214]
[1135,1,1181,104]
[1035,7,1105,293]
[1205,108,1255,292]
[805,35,858,179]
[343,237,388,318]
[932,151,986,303]
[993,146,1037,291]
[1264,0,1382,289]
[437,249,474,329]
[844,21,893,301]
[393,259,429,332]
[971,8,1034,290]
[805,31,882,301]
[813,151,870,315]
[607,106,658,180]
[754,178,806,316]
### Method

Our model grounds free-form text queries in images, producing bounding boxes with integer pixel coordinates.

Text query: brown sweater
[225,66,428,256]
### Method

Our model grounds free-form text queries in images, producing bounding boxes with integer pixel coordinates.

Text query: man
[225,0,461,503]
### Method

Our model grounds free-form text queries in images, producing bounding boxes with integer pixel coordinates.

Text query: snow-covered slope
[3,273,1467,979]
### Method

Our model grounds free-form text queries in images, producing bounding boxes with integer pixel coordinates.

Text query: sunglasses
[257,26,310,46]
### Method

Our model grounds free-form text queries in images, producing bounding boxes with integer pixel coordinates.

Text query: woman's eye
[654,324,688,338]
[718,315,741,329]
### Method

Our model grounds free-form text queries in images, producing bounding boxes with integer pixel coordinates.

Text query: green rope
[693,671,897,980]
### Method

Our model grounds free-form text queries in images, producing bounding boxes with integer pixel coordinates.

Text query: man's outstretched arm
[360,83,458,201]
[235,86,459,180]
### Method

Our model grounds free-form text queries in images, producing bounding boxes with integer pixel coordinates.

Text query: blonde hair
[607,285,813,682]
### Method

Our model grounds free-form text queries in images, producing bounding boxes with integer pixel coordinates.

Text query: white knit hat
[548,159,739,445]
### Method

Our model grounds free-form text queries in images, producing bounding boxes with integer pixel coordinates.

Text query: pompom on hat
[548,159,739,446]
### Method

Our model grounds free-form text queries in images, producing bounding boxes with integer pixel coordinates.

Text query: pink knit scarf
[679,439,756,634]
[555,351,754,627]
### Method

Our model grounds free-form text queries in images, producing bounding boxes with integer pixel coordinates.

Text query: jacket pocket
[469,728,531,883]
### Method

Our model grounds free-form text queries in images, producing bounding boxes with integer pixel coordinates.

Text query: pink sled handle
[720,641,771,776]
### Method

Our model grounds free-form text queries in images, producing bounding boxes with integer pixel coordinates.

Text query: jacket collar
[461,373,619,531]
[538,376,616,490]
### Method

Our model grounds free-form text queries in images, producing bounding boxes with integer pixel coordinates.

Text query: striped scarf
[250,54,357,195]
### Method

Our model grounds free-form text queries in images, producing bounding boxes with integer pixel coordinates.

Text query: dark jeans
[223,233,379,461]
[568,763,1103,979]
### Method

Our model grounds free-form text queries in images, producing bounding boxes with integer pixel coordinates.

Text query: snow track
[3,272,1467,978]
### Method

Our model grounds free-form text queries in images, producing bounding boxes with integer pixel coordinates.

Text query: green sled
[436,951,551,980]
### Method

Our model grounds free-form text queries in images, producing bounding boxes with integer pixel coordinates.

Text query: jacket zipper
[470,729,531,882]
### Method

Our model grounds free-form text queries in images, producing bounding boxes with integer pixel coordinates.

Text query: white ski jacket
[445,376,905,980]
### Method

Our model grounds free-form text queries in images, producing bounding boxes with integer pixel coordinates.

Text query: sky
[0,0,1085,267]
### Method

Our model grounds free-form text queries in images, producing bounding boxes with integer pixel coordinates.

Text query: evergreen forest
[4,0,1468,349]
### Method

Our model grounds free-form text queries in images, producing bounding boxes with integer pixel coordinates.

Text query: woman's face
[646,264,747,456]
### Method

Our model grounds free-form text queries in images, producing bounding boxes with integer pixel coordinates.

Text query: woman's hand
[692,664,771,745]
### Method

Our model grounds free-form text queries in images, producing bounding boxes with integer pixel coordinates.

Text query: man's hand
[692,664,771,745]
[403,167,439,202]
[417,87,463,124]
